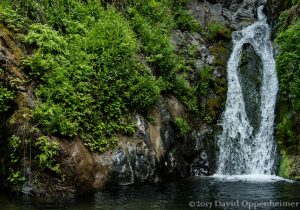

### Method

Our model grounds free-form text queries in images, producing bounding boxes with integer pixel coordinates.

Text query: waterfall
[216,6,278,175]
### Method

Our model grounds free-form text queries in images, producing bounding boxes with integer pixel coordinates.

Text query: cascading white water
[216,5,278,175]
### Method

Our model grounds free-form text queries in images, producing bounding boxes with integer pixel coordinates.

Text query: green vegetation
[276,15,300,154]
[35,136,61,176]
[278,153,292,178]
[277,1,300,32]
[205,21,231,41]
[7,170,25,186]
[0,3,29,32]
[282,0,300,8]
[197,66,215,123]
[0,86,14,112]
[7,135,25,185]
[0,0,204,153]
[175,117,191,138]
[171,0,201,32]
[7,134,62,184]
[0,68,14,112]
[127,0,199,112]
[19,2,161,152]
[8,135,21,165]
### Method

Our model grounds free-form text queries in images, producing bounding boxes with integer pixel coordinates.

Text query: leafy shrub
[175,117,191,138]
[174,10,201,32]
[128,0,199,112]
[21,3,161,152]
[0,2,29,32]
[7,135,25,186]
[129,3,176,75]
[35,136,61,175]
[173,74,198,112]
[197,66,214,121]
[7,169,25,186]
[8,135,21,164]
[206,21,231,41]
[276,18,300,153]
[5,0,207,152]
[171,0,201,32]
[0,86,14,112]
[279,154,292,178]
[0,69,14,112]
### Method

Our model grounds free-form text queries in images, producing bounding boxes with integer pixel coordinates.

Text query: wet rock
[107,138,158,185]
[70,139,95,192]
[109,148,134,185]
[190,128,214,176]
[239,43,263,133]
[189,0,258,30]
[95,96,216,187]
[172,30,215,69]
[213,67,224,77]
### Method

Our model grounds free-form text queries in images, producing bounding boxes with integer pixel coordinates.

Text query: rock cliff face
[0,28,218,196]
[189,0,259,29]
[0,23,26,186]
[5,87,216,198]
[265,0,297,37]
[1,0,286,199]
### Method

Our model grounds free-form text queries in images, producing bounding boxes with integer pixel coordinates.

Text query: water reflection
[1,177,299,210]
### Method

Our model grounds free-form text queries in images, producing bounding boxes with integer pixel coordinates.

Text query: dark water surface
[1,176,300,210]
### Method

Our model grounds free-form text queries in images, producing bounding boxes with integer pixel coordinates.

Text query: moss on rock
[279,153,292,178]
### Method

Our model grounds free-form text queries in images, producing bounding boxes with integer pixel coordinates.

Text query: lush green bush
[283,0,300,7]
[172,74,198,112]
[278,153,292,178]
[7,135,25,186]
[205,21,231,41]
[197,66,215,123]
[128,0,199,112]
[4,0,206,152]
[0,86,14,112]
[175,117,191,138]
[0,69,14,112]
[8,135,21,165]
[0,2,29,32]
[276,18,300,154]
[35,136,61,175]
[20,2,161,152]
[171,0,201,32]
[128,0,176,75]
[276,20,300,102]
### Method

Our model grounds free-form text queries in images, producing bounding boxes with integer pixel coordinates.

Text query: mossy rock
[216,27,232,41]
[8,107,33,126]
[279,154,300,180]
[0,23,23,63]
[279,153,292,178]
[209,42,231,68]
[207,97,221,111]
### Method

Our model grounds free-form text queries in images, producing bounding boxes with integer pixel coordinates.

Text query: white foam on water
[211,174,294,183]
